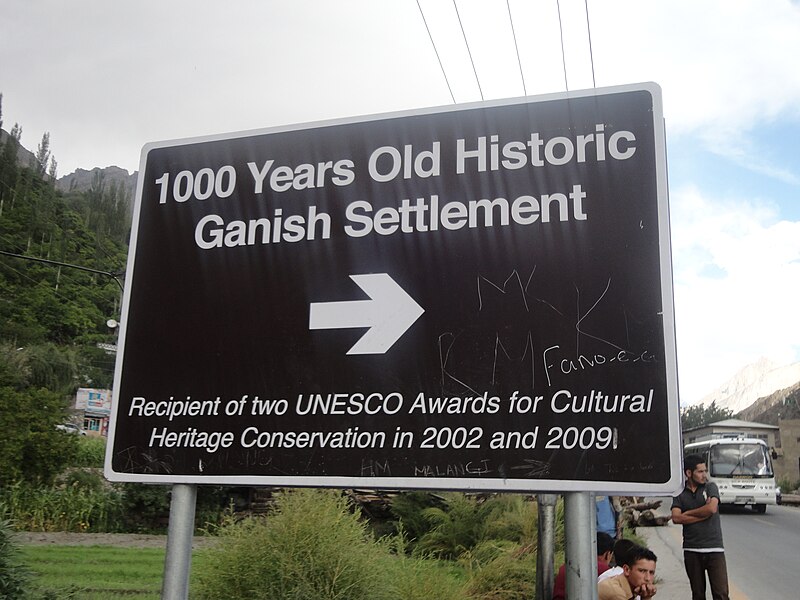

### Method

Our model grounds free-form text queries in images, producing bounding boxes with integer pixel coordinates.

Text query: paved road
[641,503,800,600]
[719,504,800,600]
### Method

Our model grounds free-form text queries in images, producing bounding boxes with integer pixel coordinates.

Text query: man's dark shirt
[671,481,724,551]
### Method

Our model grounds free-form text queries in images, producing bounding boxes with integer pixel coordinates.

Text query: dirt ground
[15,531,219,549]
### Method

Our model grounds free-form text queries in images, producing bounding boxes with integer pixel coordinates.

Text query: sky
[2,0,799,404]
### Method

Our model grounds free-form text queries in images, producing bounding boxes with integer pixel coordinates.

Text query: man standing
[597,545,658,600]
[671,454,730,600]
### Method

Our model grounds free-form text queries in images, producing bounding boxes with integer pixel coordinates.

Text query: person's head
[611,538,636,567]
[596,531,615,563]
[622,546,657,590]
[684,453,709,486]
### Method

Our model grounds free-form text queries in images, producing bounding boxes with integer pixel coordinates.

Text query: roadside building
[682,417,800,484]
[682,418,778,448]
[74,387,113,436]
[775,419,800,483]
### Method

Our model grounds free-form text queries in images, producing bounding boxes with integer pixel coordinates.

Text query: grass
[20,545,170,599]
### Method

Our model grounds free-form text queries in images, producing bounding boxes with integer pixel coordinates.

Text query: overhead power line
[0,250,124,291]
[556,0,569,92]
[453,0,484,101]
[416,1,597,102]
[416,0,456,104]
[506,0,528,96]
[584,0,596,88]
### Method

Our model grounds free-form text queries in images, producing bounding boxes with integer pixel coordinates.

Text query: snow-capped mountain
[698,357,800,414]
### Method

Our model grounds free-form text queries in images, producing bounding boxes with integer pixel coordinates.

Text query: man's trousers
[683,551,729,600]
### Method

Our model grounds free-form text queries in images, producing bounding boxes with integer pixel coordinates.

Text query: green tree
[680,401,733,430]
[34,132,50,175]
[47,155,57,180]
[0,123,21,204]
[0,102,126,488]
[0,384,78,485]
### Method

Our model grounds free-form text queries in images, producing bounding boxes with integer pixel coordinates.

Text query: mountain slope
[699,358,800,414]
[56,166,138,197]
[0,127,38,169]
[736,381,800,425]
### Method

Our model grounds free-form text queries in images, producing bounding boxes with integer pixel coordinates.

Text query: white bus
[683,437,777,513]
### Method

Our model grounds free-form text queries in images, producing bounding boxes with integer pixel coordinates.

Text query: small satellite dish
[107,319,119,329]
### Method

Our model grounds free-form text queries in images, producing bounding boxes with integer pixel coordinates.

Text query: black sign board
[106,83,681,493]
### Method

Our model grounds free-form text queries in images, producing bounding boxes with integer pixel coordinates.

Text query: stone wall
[776,419,800,485]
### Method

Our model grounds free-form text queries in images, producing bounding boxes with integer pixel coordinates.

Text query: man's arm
[690,495,719,517]
[671,496,718,524]
[671,506,706,524]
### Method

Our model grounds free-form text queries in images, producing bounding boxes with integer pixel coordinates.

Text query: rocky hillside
[56,166,138,197]
[699,357,800,414]
[0,127,38,169]
[736,381,800,426]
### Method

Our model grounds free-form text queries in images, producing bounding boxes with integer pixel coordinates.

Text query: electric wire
[0,250,123,290]
[452,0,484,101]
[506,0,527,96]
[0,258,96,318]
[0,229,124,291]
[584,0,596,88]
[0,252,119,376]
[415,0,456,104]
[555,0,569,91]
[0,234,121,330]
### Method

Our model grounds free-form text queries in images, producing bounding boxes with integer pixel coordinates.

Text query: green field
[20,545,170,599]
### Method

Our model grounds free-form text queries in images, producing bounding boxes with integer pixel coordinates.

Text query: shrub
[0,386,78,486]
[465,544,536,600]
[73,436,107,468]
[480,496,537,545]
[0,519,31,599]
[459,539,521,571]
[57,468,106,493]
[377,547,466,600]
[193,488,395,600]
[0,481,123,532]
[118,483,171,532]
[777,475,800,494]
[416,494,539,560]
[195,486,235,532]
[389,491,446,551]
[417,494,488,559]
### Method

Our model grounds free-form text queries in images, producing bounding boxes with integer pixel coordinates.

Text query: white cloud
[588,1,800,133]
[3,0,800,176]
[670,185,800,402]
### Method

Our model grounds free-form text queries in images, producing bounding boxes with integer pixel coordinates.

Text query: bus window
[709,443,773,477]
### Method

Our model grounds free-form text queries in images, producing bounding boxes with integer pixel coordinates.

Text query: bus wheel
[753,504,766,514]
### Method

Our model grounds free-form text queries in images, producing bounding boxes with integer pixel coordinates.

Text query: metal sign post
[535,493,559,600]
[564,492,596,600]
[161,484,197,600]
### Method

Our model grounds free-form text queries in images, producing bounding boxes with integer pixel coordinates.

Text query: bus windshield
[709,443,773,478]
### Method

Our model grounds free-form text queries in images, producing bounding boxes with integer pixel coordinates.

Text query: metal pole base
[161,484,198,600]
[564,492,596,600]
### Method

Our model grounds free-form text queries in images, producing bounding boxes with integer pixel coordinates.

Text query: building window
[84,417,102,432]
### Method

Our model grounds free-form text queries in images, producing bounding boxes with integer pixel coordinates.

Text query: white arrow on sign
[309,273,424,355]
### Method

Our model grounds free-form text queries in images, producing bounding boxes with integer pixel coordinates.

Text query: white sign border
[105,82,683,495]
